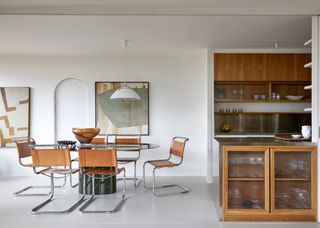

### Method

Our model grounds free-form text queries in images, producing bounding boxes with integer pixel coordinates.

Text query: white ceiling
[0,0,319,15]
[0,15,311,55]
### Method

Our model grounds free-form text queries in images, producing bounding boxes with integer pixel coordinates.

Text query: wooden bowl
[72,128,100,143]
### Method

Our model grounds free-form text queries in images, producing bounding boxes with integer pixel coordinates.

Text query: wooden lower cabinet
[222,145,317,221]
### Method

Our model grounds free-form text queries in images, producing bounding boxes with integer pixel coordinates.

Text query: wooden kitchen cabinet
[222,145,317,221]
[214,53,311,81]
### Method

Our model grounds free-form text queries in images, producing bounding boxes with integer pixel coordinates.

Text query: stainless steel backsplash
[215,113,311,134]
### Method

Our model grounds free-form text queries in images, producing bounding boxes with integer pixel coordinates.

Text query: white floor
[0,176,319,228]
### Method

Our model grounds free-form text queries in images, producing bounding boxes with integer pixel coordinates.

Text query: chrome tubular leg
[143,164,190,197]
[13,175,66,197]
[143,162,147,189]
[133,161,140,187]
[123,169,126,197]
[61,174,67,188]
[70,173,79,188]
[152,167,156,195]
[116,162,140,187]
[79,174,96,213]
[80,173,125,214]
[31,173,86,215]
[154,184,190,197]
[31,174,55,214]
[112,170,126,214]
[13,185,52,197]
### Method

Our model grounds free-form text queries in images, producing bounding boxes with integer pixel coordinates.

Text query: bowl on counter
[291,134,302,139]
[286,95,304,101]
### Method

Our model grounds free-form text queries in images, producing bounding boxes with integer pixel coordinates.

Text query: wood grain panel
[214,53,311,81]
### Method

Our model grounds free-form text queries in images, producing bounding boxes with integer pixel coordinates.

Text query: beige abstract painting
[0,87,30,147]
[95,82,149,135]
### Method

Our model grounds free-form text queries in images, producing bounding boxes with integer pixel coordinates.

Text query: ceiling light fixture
[110,82,141,100]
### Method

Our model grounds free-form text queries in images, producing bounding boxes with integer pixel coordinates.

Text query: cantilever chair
[114,135,141,188]
[78,147,126,213]
[143,136,189,196]
[30,146,86,214]
[14,138,64,196]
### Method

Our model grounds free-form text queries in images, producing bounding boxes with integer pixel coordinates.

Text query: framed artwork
[0,87,30,147]
[95,82,149,135]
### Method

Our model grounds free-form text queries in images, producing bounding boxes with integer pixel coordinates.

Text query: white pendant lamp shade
[110,84,141,100]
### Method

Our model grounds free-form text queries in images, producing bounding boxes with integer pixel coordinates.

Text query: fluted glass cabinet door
[270,146,316,213]
[223,146,269,213]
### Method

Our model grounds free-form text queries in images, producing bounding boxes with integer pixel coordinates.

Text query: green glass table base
[78,173,116,195]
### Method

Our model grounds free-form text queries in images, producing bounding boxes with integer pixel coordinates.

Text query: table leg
[78,173,116,194]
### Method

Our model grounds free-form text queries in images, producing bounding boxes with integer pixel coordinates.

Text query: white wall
[0,54,208,177]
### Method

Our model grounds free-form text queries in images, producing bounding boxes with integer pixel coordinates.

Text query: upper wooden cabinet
[214,53,311,81]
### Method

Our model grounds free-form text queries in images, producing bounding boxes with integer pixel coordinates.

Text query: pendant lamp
[110,83,141,100]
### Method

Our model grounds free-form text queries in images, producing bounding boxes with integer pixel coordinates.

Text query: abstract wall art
[0,87,30,147]
[95,82,149,135]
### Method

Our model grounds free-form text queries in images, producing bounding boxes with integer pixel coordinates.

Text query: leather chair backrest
[16,138,36,159]
[78,148,117,168]
[31,148,71,167]
[115,137,141,145]
[170,140,186,158]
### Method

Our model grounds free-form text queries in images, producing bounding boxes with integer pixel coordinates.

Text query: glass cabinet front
[271,149,314,212]
[225,147,269,212]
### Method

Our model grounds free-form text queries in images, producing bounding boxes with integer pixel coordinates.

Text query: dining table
[77,143,160,195]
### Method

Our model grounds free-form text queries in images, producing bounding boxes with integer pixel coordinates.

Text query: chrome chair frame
[31,173,86,215]
[13,139,70,197]
[78,146,126,214]
[30,147,86,214]
[79,169,126,214]
[108,134,141,188]
[33,144,79,188]
[143,136,190,197]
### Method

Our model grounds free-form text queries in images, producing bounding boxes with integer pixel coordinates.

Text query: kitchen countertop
[215,137,316,146]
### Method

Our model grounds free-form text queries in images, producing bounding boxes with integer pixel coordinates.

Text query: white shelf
[303,38,312,116]
[304,39,312,46]
[304,62,312,68]
[304,85,312,90]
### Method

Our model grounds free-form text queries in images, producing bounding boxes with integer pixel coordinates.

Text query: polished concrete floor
[0,175,319,228]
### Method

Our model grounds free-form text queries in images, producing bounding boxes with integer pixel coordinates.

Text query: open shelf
[215,81,311,103]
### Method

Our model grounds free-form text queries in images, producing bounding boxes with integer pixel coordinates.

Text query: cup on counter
[301,125,311,139]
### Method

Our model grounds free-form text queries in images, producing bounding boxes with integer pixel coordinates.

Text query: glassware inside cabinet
[228,181,265,209]
[275,181,311,209]
[214,84,242,100]
[228,152,265,178]
[275,152,311,179]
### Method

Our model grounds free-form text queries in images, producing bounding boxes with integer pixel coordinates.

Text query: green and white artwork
[95,82,149,135]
